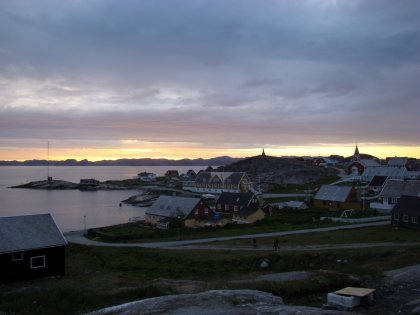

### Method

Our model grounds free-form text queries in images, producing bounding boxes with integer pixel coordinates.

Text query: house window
[217,204,222,210]
[204,208,208,214]
[234,205,238,212]
[403,214,409,223]
[12,252,23,261]
[225,205,229,211]
[195,209,199,215]
[394,212,399,220]
[411,216,418,224]
[30,256,46,269]
[391,197,399,204]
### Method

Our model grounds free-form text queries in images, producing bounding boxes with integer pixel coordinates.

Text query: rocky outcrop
[85,289,357,315]
[225,155,338,190]
[11,180,79,189]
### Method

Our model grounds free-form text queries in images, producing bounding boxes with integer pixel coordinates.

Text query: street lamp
[83,215,87,235]
[177,215,181,240]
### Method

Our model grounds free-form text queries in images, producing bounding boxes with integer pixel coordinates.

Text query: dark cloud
[0,0,419,156]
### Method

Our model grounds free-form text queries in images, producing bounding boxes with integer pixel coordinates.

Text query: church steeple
[353,144,360,161]
[262,148,266,157]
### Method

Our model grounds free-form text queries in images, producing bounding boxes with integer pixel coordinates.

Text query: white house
[137,172,157,182]
[370,179,420,214]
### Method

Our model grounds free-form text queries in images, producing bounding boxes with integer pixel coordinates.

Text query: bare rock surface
[231,271,313,284]
[383,264,420,285]
[85,289,357,315]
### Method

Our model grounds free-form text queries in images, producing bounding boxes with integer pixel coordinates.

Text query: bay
[0,166,206,232]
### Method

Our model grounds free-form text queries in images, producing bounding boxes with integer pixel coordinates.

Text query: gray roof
[146,195,201,219]
[360,159,381,167]
[387,157,408,167]
[362,166,406,178]
[195,172,246,186]
[380,180,420,197]
[314,185,352,202]
[0,213,67,254]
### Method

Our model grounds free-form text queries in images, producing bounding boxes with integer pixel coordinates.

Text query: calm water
[0,166,206,232]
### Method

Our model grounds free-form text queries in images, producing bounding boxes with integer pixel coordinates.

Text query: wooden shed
[0,213,67,283]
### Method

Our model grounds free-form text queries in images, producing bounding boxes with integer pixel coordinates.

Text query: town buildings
[184,171,253,194]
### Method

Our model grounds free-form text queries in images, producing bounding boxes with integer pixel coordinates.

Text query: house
[391,196,420,229]
[164,170,179,178]
[283,200,309,210]
[137,172,157,182]
[313,157,338,167]
[370,179,420,214]
[79,178,100,190]
[215,192,260,214]
[186,172,253,194]
[186,169,197,178]
[386,157,408,168]
[232,207,266,224]
[0,214,67,283]
[184,208,225,228]
[406,171,420,180]
[367,176,388,194]
[145,195,209,226]
[314,185,361,211]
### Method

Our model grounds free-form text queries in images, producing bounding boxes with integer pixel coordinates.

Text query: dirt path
[65,221,391,249]
[173,242,420,251]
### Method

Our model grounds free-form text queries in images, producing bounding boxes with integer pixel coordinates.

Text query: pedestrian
[253,238,257,248]
[273,238,279,251]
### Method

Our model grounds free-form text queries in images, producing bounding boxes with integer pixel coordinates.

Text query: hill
[224,155,338,190]
[0,156,242,167]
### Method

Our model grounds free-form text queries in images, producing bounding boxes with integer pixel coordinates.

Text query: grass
[2,226,420,314]
[88,208,344,243]
[208,226,420,247]
[265,175,340,193]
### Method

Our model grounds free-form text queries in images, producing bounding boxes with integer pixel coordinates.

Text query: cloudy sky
[1,0,419,160]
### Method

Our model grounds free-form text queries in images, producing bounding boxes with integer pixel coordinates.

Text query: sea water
[0,166,205,232]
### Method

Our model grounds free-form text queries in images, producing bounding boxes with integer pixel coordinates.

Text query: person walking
[273,238,279,251]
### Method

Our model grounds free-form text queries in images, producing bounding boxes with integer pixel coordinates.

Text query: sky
[1,0,420,161]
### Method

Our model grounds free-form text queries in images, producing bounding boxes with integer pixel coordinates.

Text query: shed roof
[380,180,420,197]
[146,195,201,219]
[0,213,67,254]
[314,185,353,202]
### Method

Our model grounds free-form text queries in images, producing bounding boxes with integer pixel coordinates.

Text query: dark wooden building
[216,192,260,214]
[391,196,420,229]
[0,213,67,283]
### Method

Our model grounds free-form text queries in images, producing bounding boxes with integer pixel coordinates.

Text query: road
[65,221,393,249]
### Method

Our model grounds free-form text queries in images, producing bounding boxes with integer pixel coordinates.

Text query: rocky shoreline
[10,179,142,191]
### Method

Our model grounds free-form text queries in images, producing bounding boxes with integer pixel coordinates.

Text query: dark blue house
[0,213,67,283]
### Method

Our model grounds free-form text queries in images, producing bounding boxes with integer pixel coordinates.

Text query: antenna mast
[47,141,51,181]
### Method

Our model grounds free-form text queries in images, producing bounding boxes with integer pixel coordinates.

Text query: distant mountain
[224,154,338,190]
[0,156,242,167]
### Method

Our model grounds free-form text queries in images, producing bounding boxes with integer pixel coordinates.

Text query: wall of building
[0,246,65,283]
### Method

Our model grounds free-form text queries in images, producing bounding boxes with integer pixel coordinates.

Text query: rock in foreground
[85,289,357,315]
